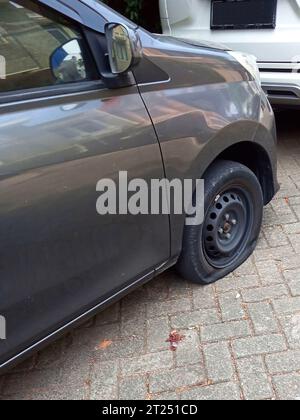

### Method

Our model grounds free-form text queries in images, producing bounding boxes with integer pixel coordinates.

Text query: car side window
[0,0,96,93]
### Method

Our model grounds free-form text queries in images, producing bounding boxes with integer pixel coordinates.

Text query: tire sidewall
[179,161,263,284]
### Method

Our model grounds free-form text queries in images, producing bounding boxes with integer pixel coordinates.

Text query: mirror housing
[105,23,142,75]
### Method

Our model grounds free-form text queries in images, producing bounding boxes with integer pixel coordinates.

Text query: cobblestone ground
[1,112,300,400]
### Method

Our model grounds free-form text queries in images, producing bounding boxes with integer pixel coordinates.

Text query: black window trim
[0,80,106,105]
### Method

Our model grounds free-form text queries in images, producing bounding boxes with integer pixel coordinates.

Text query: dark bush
[102,0,162,33]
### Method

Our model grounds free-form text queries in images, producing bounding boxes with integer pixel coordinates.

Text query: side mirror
[105,23,142,74]
[50,39,87,83]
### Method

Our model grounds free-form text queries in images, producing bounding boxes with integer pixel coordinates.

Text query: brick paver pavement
[1,111,300,400]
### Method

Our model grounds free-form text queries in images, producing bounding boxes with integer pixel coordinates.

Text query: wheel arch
[169,130,277,261]
[212,141,275,205]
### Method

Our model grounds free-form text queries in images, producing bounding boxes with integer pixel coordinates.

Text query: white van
[160,0,300,107]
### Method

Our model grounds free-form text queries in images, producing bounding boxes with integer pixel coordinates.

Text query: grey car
[0,0,278,373]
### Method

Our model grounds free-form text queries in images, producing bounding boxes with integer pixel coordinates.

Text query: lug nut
[218,228,224,234]
[231,219,237,225]
[225,214,230,221]
[226,233,231,239]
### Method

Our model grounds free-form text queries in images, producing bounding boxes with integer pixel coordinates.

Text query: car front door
[0,0,169,367]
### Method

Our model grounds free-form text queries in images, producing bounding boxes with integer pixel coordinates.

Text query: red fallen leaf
[95,339,112,350]
[284,197,289,205]
[166,330,185,351]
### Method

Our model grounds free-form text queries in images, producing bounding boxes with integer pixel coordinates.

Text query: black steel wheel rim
[203,188,253,269]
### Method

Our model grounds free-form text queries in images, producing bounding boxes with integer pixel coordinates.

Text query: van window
[0,0,95,93]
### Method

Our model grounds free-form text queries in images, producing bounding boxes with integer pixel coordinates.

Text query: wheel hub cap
[203,190,251,269]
